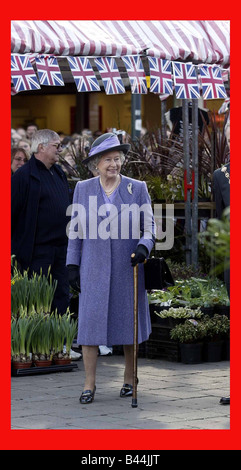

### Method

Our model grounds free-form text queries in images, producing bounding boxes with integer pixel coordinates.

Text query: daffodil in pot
[62,311,78,361]
[31,314,54,367]
[51,312,68,364]
[11,265,57,317]
[52,310,78,364]
[170,319,206,364]
[11,308,41,369]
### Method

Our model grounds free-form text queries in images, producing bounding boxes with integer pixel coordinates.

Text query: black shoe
[80,386,96,404]
[120,384,133,397]
[120,379,139,397]
[220,396,230,405]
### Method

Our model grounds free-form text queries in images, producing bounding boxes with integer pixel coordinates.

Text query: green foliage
[198,207,230,276]
[155,306,203,320]
[11,310,42,362]
[31,314,54,361]
[170,319,206,344]
[170,314,230,344]
[146,174,184,202]
[11,310,78,363]
[51,310,78,359]
[148,276,230,308]
[202,314,230,340]
[164,260,206,281]
[11,260,57,316]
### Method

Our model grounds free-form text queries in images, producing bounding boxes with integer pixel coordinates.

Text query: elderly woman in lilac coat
[66,133,155,404]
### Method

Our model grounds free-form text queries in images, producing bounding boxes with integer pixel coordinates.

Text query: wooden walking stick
[131,253,138,408]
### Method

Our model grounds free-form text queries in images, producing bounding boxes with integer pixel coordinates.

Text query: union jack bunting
[11,54,40,93]
[173,62,200,99]
[35,57,64,86]
[199,65,227,100]
[67,57,100,92]
[122,56,147,94]
[147,58,173,95]
[94,57,125,94]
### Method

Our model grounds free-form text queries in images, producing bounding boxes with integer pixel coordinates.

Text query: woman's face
[11,150,27,173]
[18,140,31,153]
[97,151,122,180]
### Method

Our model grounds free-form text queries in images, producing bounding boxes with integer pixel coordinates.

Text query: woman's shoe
[120,379,138,397]
[120,383,133,397]
[79,386,96,404]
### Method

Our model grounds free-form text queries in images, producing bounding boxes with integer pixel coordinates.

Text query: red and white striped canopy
[11,20,230,67]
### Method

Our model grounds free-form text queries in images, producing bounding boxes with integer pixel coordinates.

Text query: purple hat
[82,132,130,165]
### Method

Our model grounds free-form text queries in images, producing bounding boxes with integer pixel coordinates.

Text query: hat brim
[82,143,130,165]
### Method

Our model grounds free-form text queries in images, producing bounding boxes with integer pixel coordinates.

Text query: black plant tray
[11,362,78,377]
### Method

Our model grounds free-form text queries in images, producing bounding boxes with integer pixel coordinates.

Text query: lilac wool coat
[66,174,155,346]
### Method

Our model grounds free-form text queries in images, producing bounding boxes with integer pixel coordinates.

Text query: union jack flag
[35,57,64,86]
[122,56,147,94]
[11,54,40,93]
[147,58,173,95]
[199,65,227,100]
[94,57,125,94]
[173,62,200,99]
[67,57,100,92]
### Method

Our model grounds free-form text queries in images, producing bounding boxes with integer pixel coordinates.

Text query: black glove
[131,244,148,267]
[67,264,81,293]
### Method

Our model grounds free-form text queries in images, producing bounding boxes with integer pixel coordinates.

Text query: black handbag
[144,257,175,290]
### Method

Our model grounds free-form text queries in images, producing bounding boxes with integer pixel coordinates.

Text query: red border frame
[3,6,239,450]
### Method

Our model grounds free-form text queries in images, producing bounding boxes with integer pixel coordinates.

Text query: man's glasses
[50,142,62,150]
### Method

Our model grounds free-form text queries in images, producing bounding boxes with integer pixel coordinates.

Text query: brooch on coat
[127,183,133,194]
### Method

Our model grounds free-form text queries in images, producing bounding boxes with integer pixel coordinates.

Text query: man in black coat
[213,162,230,220]
[213,119,230,406]
[11,129,71,315]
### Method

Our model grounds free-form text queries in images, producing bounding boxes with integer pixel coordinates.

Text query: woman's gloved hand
[131,244,148,267]
[67,264,81,292]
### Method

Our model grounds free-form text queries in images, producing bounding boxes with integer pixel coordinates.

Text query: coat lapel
[99,175,135,224]
[90,175,135,223]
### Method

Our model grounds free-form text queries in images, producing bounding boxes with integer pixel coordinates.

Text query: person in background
[11,128,81,360]
[11,129,21,147]
[18,138,31,157]
[11,147,29,174]
[26,123,38,141]
[16,127,27,139]
[213,116,230,406]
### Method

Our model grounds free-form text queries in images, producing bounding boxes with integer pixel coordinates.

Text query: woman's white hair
[87,151,125,174]
[31,129,60,154]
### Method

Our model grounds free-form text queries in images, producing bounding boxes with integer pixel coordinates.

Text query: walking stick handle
[131,252,147,264]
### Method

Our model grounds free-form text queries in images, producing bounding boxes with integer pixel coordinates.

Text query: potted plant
[155,306,203,327]
[52,311,78,364]
[31,314,54,367]
[11,309,41,369]
[11,264,57,317]
[51,312,66,363]
[170,319,206,364]
[176,277,229,316]
[202,314,230,362]
[148,285,182,323]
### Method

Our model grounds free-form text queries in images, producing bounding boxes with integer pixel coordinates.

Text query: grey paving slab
[11,355,230,430]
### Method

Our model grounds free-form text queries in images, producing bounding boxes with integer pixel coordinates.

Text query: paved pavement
[11,354,230,430]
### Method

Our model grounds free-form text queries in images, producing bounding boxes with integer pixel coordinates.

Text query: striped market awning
[11,20,230,67]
